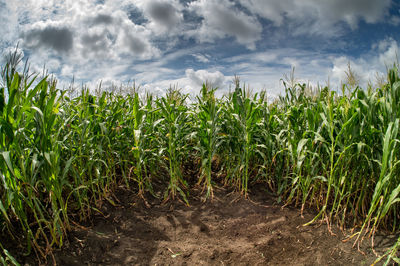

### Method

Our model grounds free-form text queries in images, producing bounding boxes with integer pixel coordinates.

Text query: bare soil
[34,184,394,266]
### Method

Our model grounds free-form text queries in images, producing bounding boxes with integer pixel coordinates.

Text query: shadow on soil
[37,184,395,265]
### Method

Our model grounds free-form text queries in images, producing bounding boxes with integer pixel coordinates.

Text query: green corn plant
[131,91,145,192]
[127,90,155,195]
[135,92,159,196]
[222,82,265,197]
[256,95,281,190]
[195,84,223,199]
[155,88,192,202]
[0,53,73,259]
[354,120,399,240]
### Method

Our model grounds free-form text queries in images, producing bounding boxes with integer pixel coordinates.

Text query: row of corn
[1,52,400,265]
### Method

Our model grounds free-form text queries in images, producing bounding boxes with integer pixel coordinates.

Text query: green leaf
[3,249,20,266]
[0,200,11,224]
[1,152,15,177]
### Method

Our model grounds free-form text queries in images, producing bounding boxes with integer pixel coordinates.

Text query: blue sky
[1,0,400,97]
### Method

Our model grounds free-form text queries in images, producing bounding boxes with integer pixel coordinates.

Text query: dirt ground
[27,184,393,266]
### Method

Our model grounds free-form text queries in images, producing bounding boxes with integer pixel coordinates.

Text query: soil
[20,184,395,265]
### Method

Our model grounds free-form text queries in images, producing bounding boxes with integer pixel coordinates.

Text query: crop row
[1,52,400,265]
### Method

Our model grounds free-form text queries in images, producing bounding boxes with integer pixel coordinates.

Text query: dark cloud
[92,14,113,25]
[326,0,391,25]
[23,25,73,53]
[212,7,259,40]
[237,0,392,33]
[189,0,262,49]
[146,1,180,27]
[124,34,148,54]
[81,33,110,53]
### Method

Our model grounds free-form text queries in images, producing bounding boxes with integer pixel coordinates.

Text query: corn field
[1,51,400,265]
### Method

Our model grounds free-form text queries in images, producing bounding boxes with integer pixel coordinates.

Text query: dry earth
[40,184,396,266]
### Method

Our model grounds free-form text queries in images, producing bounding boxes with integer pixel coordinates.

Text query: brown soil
[41,185,393,265]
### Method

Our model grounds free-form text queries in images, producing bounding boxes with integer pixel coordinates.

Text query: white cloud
[14,1,160,62]
[192,53,210,63]
[116,22,160,59]
[185,69,225,88]
[2,0,163,90]
[140,68,228,97]
[377,38,399,67]
[188,0,262,49]
[0,2,20,48]
[61,65,74,77]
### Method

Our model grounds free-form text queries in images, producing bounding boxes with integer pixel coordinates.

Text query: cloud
[238,0,392,36]
[145,1,182,27]
[237,0,291,27]
[319,0,391,26]
[138,68,228,97]
[15,1,162,63]
[91,14,114,25]
[80,31,111,55]
[389,15,400,26]
[188,0,262,49]
[22,22,74,53]
[133,0,184,35]
[330,38,399,87]
[123,31,152,55]
[113,20,160,59]
[377,38,399,66]
[2,0,399,101]
[129,38,400,97]
[0,1,20,48]
[192,53,210,63]
[185,68,225,88]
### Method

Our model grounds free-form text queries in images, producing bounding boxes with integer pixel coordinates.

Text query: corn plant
[195,84,223,199]
[154,88,192,202]
[0,59,72,258]
[222,82,266,196]
[126,91,156,195]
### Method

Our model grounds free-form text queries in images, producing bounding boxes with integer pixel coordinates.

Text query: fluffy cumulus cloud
[140,68,228,97]
[377,38,400,67]
[185,68,225,88]
[0,0,162,85]
[14,0,160,63]
[188,0,263,50]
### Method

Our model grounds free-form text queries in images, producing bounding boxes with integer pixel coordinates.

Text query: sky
[1,0,400,97]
